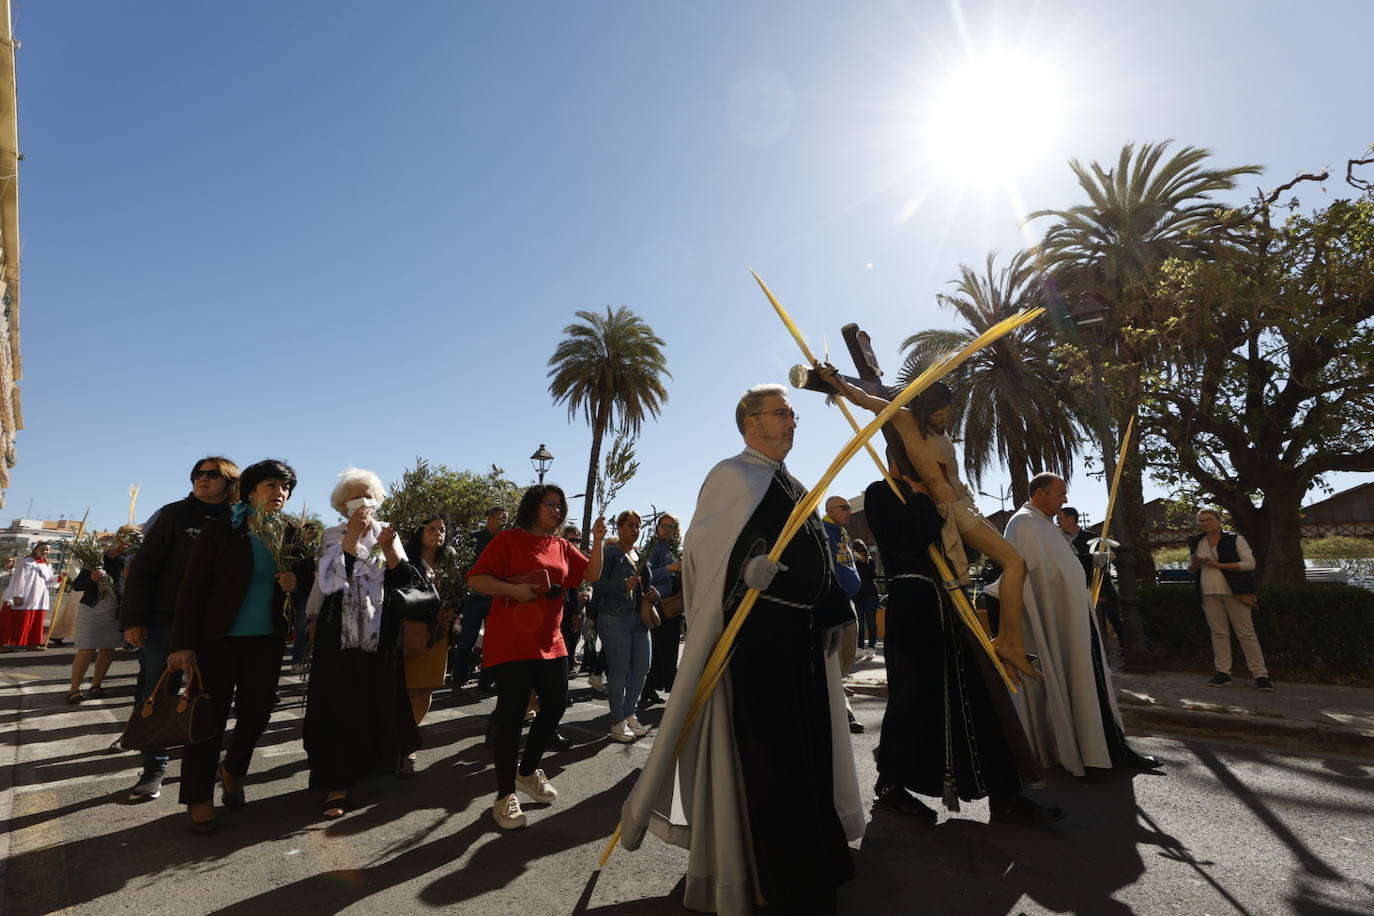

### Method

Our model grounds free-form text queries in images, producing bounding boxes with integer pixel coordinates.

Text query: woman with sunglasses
[467,484,606,830]
[594,510,652,742]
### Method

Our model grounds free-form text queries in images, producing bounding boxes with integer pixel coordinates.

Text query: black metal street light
[530,444,555,484]
[1069,300,1153,672]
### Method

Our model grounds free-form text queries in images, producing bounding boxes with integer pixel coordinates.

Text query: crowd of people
[0,378,1277,914]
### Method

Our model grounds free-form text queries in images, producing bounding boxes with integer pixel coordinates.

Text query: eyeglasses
[750,408,798,422]
[540,501,564,514]
[659,522,678,530]
[192,469,223,481]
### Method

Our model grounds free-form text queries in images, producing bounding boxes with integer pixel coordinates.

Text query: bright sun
[917,46,1067,184]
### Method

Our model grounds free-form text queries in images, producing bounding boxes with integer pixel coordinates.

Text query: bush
[1138,584,1374,679]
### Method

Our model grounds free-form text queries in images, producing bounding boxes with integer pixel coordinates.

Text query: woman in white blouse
[1,542,63,650]
[1188,510,1272,691]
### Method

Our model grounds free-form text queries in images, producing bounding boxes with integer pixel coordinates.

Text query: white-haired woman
[304,468,423,819]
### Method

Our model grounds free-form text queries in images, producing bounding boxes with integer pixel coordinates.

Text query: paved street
[3,647,1372,915]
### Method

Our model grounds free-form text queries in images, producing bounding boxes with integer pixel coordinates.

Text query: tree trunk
[581,417,605,553]
[1120,451,1157,588]
[1255,479,1307,586]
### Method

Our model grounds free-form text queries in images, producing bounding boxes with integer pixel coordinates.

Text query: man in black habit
[864,465,1063,826]
[618,383,863,916]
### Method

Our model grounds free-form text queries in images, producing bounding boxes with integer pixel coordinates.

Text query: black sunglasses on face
[192,469,223,481]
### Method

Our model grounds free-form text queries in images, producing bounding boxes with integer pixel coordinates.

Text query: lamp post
[530,444,555,485]
[1069,301,1153,672]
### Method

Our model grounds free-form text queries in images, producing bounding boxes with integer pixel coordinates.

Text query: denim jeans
[451,598,491,686]
[134,624,177,774]
[599,609,650,723]
[855,595,880,649]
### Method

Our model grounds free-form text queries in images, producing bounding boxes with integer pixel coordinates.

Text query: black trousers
[179,634,283,805]
[490,656,567,797]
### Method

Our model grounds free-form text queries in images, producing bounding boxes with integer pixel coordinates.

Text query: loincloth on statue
[937,497,994,585]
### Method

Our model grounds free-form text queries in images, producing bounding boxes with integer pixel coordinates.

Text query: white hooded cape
[618,450,864,915]
[994,502,1123,776]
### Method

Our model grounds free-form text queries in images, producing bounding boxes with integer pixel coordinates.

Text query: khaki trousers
[840,619,858,675]
[1202,594,1268,678]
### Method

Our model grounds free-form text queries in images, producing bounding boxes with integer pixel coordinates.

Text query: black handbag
[119,665,217,750]
[387,578,441,623]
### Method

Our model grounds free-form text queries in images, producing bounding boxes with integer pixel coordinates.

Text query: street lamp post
[1070,302,1153,672]
[530,444,555,485]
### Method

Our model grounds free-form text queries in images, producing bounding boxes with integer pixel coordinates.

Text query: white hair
[1196,508,1223,524]
[330,467,386,516]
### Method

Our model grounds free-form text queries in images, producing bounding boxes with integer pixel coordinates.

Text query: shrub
[1137,584,1374,679]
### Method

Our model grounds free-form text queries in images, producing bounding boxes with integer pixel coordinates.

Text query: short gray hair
[1196,508,1223,525]
[1028,472,1064,496]
[735,383,788,434]
[330,467,386,516]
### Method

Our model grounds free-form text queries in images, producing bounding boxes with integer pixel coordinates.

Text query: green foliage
[1302,536,1374,578]
[1152,546,1191,568]
[595,435,639,521]
[379,459,523,606]
[547,306,671,542]
[897,250,1084,504]
[1139,584,1374,679]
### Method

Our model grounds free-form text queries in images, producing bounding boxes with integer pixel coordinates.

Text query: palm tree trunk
[581,405,609,552]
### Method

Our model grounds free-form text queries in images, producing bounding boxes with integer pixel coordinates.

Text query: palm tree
[1028,141,1262,583]
[548,306,670,544]
[899,250,1084,506]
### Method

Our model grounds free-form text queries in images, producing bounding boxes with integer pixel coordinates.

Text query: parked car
[1305,566,1349,585]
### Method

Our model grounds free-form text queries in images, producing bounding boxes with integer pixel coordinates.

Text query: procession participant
[594,510,652,743]
[1057,506,1125,651]
[305,468,423,817]
[996,473,1161,775]
[451,506,506,690]
[821,371,1036,682]
[618,384,863,916]
[639,512,682,708]
[67,528,137,703]
[169,459,315,834]
[400,516,459,776]
[466,485,607,831]
[119,456,239,800]
[864,467,1057,825]
[0,542,63,650]
[822,495,864,732]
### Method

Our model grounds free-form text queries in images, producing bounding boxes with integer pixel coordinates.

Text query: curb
[847,680,1374,759]
[1120,705,1374,759]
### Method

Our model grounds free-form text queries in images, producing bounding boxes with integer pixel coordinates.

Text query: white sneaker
[514,768,558,803]
[864,648,876,661]
[589,673,605,693]
[609,721,636,743]
[624,716,650,737]
[492,792,527,830]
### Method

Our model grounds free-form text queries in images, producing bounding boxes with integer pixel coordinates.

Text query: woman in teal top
[169,459,315,835]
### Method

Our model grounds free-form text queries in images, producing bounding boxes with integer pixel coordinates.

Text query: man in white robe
[997,473,1161,776]
[618,383,864,915]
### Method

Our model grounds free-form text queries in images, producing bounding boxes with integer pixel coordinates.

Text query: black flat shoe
[65,691,86,704]
[873,785,936,823]
[219,765,246,810]
[322,795,350,819]
[547,730,574,750]
[991,794,1064,827]
[1122,752,1163,771]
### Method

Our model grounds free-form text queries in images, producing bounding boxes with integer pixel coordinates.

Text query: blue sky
[6,0,1372,533]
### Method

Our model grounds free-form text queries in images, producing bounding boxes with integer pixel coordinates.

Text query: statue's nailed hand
[742,556,788,591]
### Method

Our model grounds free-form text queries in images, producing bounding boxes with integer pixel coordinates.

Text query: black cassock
[864,480,1041,805]
[723,470,856,914]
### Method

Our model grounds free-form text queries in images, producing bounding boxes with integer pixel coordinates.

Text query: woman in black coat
[168,459,314,835]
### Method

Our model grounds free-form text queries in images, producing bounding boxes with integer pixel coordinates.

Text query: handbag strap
[139,664,206,719]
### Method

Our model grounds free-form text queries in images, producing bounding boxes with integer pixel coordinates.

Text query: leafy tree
[899,251,1085,506]
[594,435,640,523]
[379,459,523,601]
[548,306,670,547]
[1142,154,1374,583]
[1030,141,1263,583]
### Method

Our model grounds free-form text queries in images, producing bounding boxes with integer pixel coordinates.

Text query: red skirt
[0,602,46,647]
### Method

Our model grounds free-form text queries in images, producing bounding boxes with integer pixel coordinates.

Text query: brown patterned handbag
[119,665,217,750]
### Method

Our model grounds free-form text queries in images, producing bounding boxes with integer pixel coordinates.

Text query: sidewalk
[844,651,1374,759]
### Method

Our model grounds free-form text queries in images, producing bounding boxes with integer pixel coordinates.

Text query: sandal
[65,690,86,704]
[322,793,350,819]
[87,686,105,699]
[219,764,246,810]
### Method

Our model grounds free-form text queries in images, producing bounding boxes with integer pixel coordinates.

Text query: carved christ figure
[818,365,1037,683]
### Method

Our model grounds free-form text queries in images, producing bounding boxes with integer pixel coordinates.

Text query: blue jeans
[133,624,176,774]
[856,595,880,649]
[451,598,491,686]
[599,610,650,723]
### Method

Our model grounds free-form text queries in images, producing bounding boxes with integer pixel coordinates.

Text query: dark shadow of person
[841,764,1170,916]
